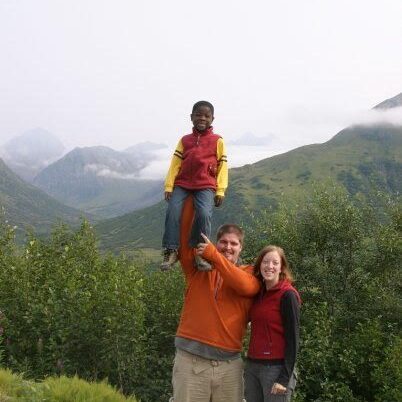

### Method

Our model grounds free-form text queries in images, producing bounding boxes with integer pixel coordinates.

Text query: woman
[244,245,301,402]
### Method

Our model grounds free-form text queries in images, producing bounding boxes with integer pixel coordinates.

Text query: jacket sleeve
[276,290,300,387]
[202,243,260,296]
[178,196,197,282]
[216,138,228,197]
[164,139,184,192]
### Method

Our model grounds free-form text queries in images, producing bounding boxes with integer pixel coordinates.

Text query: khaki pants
[171,349,244,402]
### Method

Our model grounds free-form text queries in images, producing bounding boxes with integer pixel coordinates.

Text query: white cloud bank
[137,106,402,180]
[137,142,292,180]
[353,107,402,127]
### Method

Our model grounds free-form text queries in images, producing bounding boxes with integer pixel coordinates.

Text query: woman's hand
[271,382,287,394]
[196,233,211,256]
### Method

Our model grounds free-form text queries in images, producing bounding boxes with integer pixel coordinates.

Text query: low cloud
[352,107,402,127]
[137,144,291,180]
[84,163,141,180]
[227,144,290,167]
[136,107,402,181]
[228,132,277,146]
[138,148,172,180]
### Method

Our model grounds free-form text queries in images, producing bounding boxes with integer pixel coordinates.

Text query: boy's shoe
[160,249,178,271]
[195,255,212,271]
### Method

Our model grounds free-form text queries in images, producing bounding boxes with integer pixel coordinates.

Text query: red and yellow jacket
[164,127,228,197]
[176,198,260,352]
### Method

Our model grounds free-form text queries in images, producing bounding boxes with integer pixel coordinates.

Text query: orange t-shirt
[176,198,260,352]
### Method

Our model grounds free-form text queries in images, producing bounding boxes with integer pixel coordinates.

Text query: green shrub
[373,336,402,402]
[0,221,146,395]
[0,185,400,401]
[244,185,401,401]
[133,268,184,401]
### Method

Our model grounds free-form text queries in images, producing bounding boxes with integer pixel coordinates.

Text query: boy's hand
[214,195,224,207]
[165,191,172,201]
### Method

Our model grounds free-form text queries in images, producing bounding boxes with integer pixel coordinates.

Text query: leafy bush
[0,221,146,395]
[244,185,401,401]
[0,184,400,401]
[373,336,402,402]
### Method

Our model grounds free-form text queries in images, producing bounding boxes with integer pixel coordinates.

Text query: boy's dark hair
[192,101,214,116]
[216,224,244,245]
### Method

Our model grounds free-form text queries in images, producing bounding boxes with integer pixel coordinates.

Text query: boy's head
[191,101,214,132]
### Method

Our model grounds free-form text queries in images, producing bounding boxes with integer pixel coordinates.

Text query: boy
[161,100,228,271]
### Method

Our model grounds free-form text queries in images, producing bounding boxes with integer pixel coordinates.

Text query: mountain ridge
[0,128,64,182]
[34,145,163,218]
[0,157,88,238]
[95,122,402,251]
[373,92,402,109]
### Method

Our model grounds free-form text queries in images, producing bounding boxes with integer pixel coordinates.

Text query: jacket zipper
[263,321,273,355]
[214,275,222,300]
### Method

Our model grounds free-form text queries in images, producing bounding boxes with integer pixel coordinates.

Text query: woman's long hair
[254,245,294,285]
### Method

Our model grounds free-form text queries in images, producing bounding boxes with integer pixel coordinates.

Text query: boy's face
[191,105,214,132]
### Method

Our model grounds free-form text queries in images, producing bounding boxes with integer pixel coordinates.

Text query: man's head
[216,224,244,264]
[191,101,214,132]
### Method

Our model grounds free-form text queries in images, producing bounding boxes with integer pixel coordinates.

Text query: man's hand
[165,191,172,201]
[196,233,211,256]
[214,195,224,207]
[271,383,286,395]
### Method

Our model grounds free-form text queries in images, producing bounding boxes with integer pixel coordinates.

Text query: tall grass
[0,369,138,401]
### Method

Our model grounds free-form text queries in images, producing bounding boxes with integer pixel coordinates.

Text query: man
[171,197,260,402]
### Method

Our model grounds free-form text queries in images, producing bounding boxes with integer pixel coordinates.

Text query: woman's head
[254,245,294,286]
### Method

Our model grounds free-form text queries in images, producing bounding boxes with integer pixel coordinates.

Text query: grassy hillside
[0,158,89,238]
[96,123,402,252]
[66,177,163,218]
[231,124,402,208]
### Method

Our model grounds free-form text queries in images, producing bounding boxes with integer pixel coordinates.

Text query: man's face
[216,233,242,264]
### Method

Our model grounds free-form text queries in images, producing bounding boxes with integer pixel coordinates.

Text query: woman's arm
[276,290,300,387]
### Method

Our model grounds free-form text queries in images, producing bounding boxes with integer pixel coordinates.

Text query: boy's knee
[197,207,213,221]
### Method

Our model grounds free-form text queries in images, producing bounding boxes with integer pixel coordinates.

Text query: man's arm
[178,197,197,281]
[201,243,260,296]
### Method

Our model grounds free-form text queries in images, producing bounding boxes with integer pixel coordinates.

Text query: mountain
[33,146,163,218]
[374,92,402,110]
[95,122,402,252]
[0,128,65,182]
[0,158,86,238]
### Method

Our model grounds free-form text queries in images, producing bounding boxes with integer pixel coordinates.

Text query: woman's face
[260,250,282,285]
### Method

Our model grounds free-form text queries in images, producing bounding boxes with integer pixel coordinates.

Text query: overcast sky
[1,0,402,173]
